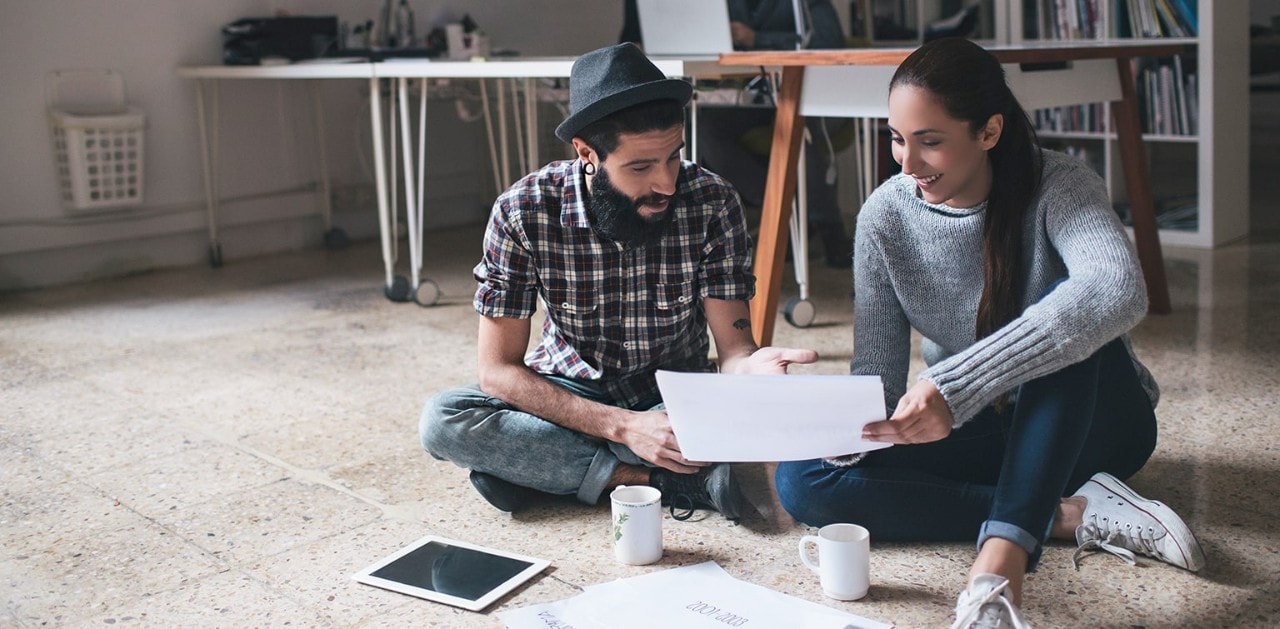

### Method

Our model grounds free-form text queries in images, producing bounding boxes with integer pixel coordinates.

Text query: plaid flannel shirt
[473,158,755,408]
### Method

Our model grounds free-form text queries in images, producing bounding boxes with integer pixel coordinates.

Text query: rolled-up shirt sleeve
[698,183,755,302]
[473,198,539,319]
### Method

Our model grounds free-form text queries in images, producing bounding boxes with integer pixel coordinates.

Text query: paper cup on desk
[610,485,663,565]
[799,523,870,601]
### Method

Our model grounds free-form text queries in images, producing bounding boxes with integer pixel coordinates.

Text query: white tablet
[352,535,551,611]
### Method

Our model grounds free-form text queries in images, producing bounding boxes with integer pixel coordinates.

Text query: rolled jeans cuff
[978,520,1043,571]
[577,447,620,505]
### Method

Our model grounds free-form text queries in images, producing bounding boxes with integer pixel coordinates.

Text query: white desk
[372,57,755,303]
[176,62,376,270]
[178,56,753,304]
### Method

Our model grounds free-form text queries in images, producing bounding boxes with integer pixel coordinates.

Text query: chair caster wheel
[783,297,816,328]
[414,279,441,307]
[385,275,412,302]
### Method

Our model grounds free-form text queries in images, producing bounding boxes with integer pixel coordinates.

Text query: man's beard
[586,164,676,249]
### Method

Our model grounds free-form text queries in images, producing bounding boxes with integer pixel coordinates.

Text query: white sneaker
[950,573,1032,629]
[1071,472,1205,572]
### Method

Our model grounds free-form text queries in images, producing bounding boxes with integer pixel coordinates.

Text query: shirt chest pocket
[651,281,697,339]
[545,288,601,340]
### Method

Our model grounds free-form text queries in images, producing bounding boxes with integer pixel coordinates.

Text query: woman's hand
[862,379,954,444]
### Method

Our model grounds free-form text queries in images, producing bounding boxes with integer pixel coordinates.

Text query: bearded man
[419,43,816,520]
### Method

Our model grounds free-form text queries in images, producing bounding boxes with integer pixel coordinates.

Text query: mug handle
[798,535,821,573]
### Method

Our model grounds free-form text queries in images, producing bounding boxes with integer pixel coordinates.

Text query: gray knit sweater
[852,149,1159,427]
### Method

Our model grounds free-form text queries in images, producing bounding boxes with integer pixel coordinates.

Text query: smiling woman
[774,37,1204,629]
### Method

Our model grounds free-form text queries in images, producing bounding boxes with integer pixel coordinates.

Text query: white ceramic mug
[798,523,870,601]
[610,485,663,565]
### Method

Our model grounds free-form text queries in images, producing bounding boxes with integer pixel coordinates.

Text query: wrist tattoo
[732,318,751,330]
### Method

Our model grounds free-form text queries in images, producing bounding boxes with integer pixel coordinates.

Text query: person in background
[621,0,854,268]
[774,38,1204,628]
[420,43,817,520]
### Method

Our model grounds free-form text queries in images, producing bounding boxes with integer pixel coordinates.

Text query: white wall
[0,0,622,291]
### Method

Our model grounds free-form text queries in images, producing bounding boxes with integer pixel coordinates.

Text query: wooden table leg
[750,66,808,347]
[1112,58,1172,315]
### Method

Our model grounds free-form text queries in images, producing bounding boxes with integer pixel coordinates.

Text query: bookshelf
[1011,1,1250,248]
[850,1,1248,248]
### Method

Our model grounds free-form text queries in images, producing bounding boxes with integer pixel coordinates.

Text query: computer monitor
[637,0,734,57]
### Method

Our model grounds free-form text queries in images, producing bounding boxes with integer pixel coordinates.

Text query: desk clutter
[220,4,495,65]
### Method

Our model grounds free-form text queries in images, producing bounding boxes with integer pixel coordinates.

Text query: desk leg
[479,80,503,198]
[524,78,538,170]
[194,79,223,267]
[412,77,440,306]
[508,79,526,175]
[689,82,699,162]
[749,66,807,348]
[397,77,421,290]
[497,80,510,187]
[1112,58,1172,315]
[310,81,346,249]
[369,77,396,294]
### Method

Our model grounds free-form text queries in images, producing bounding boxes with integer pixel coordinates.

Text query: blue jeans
[419,376,662,505]
[775,337,1157,570]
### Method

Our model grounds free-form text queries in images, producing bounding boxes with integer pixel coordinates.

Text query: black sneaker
[650,464,743,522]
[468,470,550,513]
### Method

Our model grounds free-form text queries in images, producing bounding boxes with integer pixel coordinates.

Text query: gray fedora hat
[554,43,692,143]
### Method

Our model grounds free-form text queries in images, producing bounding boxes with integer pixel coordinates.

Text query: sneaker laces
[1072,518,1162,569]
[654,472,705,521]
[950,576,1031,629]
[668,495,696,521]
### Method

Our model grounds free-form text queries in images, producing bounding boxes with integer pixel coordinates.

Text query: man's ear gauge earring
[584,162,596,176]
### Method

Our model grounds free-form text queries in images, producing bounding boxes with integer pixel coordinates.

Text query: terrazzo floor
[3,214,1278,627]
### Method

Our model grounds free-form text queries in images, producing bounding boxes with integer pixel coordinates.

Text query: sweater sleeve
[920,159,1148,426]
[850,200,913,416]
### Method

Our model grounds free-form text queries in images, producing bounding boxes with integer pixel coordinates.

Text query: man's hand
[615,408,706,474]
[862,379,954,444]
[732,346,820,375]
[730,21,756,49]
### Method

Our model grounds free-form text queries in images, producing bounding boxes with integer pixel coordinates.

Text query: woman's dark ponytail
[890,38,1043,340]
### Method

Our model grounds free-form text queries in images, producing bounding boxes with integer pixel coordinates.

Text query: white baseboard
[0,182,489,292]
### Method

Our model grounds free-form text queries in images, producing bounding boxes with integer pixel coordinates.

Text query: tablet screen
[353,535,550,611]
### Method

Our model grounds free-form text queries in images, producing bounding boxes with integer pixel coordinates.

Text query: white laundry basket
[47,70,145,211]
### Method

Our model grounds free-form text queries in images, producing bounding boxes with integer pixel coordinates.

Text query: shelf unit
[1010,1,1249,248]
[851,1,1248,248]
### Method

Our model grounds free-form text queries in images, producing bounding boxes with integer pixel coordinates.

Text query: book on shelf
[1033,103,1107,134]
[1154,0,1186,37]
[1026,0,1108,40]
[1170,0,1197,32]
[1023,0,1199,40]
[1172,55,1189,134]
[1117,0,1197,38]
[1134,56,1197,136]
[1113,194,1199,231]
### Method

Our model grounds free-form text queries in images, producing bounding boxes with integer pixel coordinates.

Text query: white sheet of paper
[654,371,893,462]
[499,562,892,629]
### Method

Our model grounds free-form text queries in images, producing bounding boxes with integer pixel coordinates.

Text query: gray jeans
[419,376,663,505]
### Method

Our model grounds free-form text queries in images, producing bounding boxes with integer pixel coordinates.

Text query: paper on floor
[498,561,892,629]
